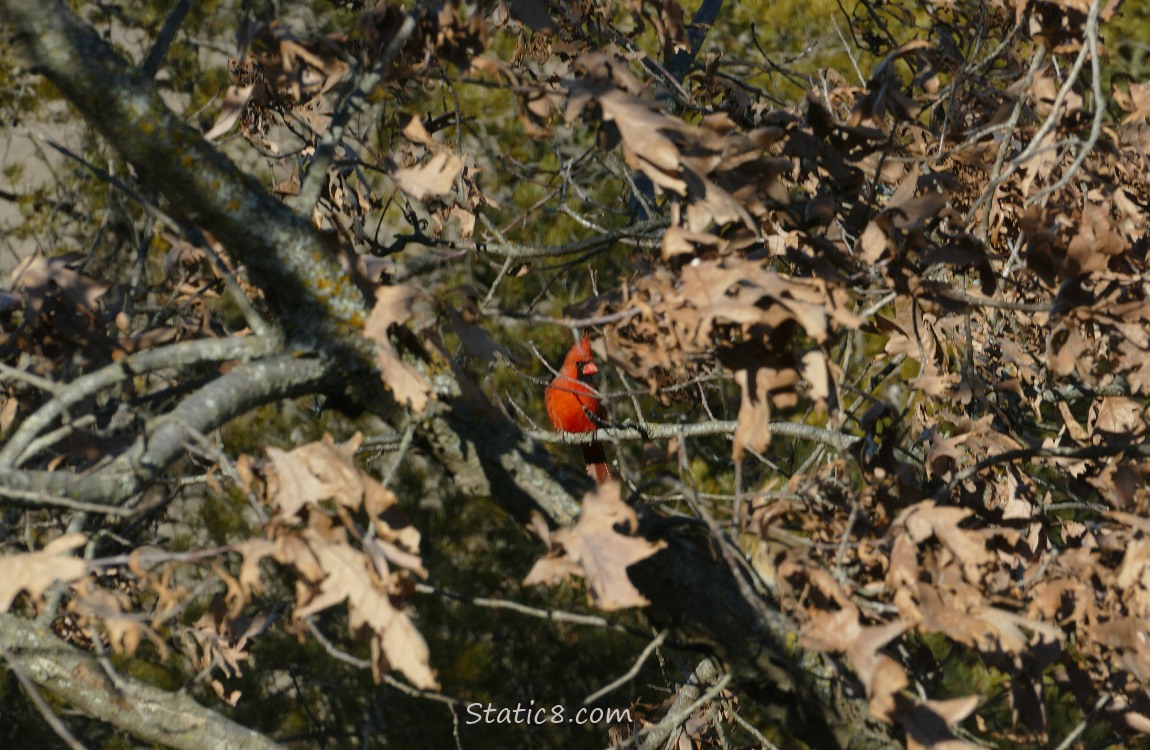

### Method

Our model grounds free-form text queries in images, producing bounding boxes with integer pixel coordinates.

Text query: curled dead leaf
[364,286,434,412]
[205,84,255,141]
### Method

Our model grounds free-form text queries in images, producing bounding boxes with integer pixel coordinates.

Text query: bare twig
[1051,693,1110,750]
[583,630,668,705]
[495,307,643,329]
[141,0,191,78]
[0,646,88,750]
[632,659,732,750]
[471,216,668,259]
[27,133,271,336]
[0,486,130,516]
[1026,0,1105,205]
[968,3,1100,233]
[479,213,517,309]
[296,2,427,209]
[974,47,1046,238]
[934,439,1150,503]
[414,583,632,633]
[304,616,370,668]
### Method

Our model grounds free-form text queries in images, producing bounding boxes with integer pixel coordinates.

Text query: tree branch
[0,335,278,469]
[0,614,286,750]
[296,1,428,210]
[526,419,859,452]
[0,1,371,356]
[469,216,668,259]
[0,353,332,506]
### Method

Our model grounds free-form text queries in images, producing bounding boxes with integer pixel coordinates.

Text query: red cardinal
[545,334,611,484]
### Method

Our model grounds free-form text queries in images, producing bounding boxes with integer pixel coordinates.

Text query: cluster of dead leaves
[0,433,438,700]
[566,52,788,238]
[205,22,349,145]
[552,50,928,459]
[0,249,234,463]
[231,433,438,690]
[0,536,174,675]
[0,536,176,684]
[2,252,115,372]
[593,256,859,459]
[890,472,1143,735]
[207,6,491,243]
[755,399,1150,743]
[531,1,1150,741]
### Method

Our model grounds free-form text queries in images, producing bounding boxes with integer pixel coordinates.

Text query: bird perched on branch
[545,334,611,484]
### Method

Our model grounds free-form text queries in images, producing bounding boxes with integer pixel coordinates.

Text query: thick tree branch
[0,335,278,469]
[0,354,332,506]
[425,374,584,524]
[526,419,859,452]
[628,530,893,749]
[0,1,371,357]
[0,614,285,750]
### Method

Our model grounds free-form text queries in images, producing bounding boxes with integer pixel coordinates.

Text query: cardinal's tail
[582,441,612,485]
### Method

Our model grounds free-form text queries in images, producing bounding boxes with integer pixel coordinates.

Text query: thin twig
[479,213,516,310]
[471,216,668,259]
[0,486,130,516]
[833,497,860,584]
[583,630,668,705]
[494,307,643,329]
[730,709,781,750]
[296,1,427,209]
[304,616,370,668]
[306,616,465,705]
[25,133,270,335]
[414,583,633,633]
[934,440,1150,502]
[382,421,415,488]
[975,47,1046,238]
[1,647,88,750]
[141,0,191,78]
[632,665,733,750]
[1026,0,1105,205]
[1051,693,1110,750]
